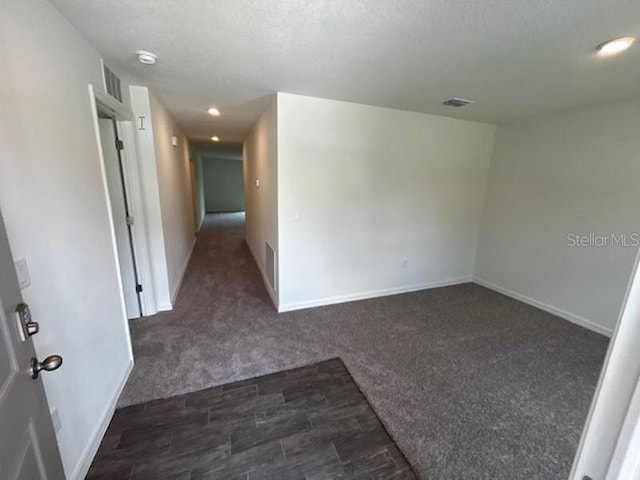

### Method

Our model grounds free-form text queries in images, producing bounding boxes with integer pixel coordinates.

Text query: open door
[0,209,65,479]
[97,114,142,319]
[571,248,640,480]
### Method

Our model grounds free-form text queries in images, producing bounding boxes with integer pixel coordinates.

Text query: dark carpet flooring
[89,358,415,479]
[117,212,609,479]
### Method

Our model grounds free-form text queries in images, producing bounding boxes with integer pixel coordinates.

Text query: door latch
[15,303,39,340]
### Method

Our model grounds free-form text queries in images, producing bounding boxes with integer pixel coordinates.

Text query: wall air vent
[443,98,474,107]
[102,61,123,103]
[265,242,276,290]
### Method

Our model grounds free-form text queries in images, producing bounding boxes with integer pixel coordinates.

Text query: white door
[0,210,65,479]
[98,116,141,319]
[571,249,640,480]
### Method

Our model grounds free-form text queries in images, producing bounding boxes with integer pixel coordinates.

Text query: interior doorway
[191,143,245,218]
[201,155,245,214]
[96,112,142,319]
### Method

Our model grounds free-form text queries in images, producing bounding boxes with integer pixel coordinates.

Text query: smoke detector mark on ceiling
[443,98,474,107]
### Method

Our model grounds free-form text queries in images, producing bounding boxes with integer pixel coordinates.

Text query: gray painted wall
[203,156,245,212]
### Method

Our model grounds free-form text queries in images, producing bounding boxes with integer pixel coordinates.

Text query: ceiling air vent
[443,98,474,107]
[102,61,123,103]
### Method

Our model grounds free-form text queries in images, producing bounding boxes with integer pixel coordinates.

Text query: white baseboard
[170,237,197,305]
[70,359,133,480]
[278,276,473,313]
[473,276,613,337]
[156,302,173,312]
[197,212,205,233]
[246,239,278,309]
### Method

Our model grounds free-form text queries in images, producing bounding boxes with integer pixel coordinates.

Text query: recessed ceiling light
[208,107,221,116]
[597,36,635,56]
[211,136,220,142]
[135,50,157,65]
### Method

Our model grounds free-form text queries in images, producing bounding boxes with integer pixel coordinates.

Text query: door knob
[30,355,63,379]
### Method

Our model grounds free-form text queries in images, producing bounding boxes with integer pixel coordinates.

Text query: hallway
[119,213,608,479]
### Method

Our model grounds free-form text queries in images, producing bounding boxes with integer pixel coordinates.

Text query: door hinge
[126,216,134,226]
[115,139,124,151]
[135,284,143,293]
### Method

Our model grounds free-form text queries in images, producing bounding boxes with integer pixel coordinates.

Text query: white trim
[607,374,640,479]
[117,121,157,316]
[278,276,472,313]
[91,85,134,119]
[171,238,197,304]
[246,240,278,309]
[89,85,158,317]
[70,360,133,480]
[156,302,173,312]
[88,85,135,349]
[570,248,640,480]
[473,276,613,337]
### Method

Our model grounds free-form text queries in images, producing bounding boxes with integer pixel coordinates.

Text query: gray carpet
[119,212,609,480]
[201,211,246,230]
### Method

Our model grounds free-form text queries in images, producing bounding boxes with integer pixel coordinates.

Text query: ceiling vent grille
[443,98,474,107]
[102,62,123,103]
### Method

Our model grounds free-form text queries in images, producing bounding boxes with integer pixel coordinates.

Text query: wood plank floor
[87,358,416,479]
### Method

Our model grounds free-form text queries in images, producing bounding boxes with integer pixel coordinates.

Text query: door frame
[97,114,142,319]
[607,374,640,479]
[89,85,158,316]
[570,247,640,479]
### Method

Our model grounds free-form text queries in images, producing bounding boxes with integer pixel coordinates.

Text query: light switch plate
[14,258,30,289]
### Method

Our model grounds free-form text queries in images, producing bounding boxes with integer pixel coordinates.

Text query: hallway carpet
[119,213,609,480]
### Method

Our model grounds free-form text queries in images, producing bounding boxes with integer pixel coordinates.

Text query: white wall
[276,93,496,311]
[0,1,133,477]
[191,149,206,230]
[474,100,640,335]
[129,87,196,307]
[148,92,196,303]
[129,86,173,309]
[243,97,278,305]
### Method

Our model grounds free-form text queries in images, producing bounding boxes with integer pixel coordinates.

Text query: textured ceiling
[51,0,640,142]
